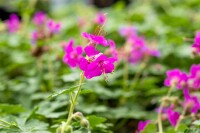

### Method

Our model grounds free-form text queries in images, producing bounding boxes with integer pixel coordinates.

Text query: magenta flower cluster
[31,11,61,45]
[161,65,200,127]
[164,64,200,90]
[119,26,160,64]
[6,14,20,33]
[63,32,117,79]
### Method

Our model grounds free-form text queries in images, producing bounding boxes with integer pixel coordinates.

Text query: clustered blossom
[161,65,200,128]
[6,14,20,33]
[136,120,151,133]
[31,11,61,45]
[63,39,83,68]
[94,12,106,25]
[192,31,200,54]
[183,89,200,113]
[63,31,117,79]
[164,64,200,90]
[119,25,160,64]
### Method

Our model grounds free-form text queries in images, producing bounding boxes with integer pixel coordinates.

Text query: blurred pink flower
[136,120,151,133]
[108,40,118,61]
[31,31,39,45]
[63,39,83,68]
[187,64,200,90]
[33,11,46,25]
[119,26,137,38]
[6,14,20,33]
[94,12,106,25]
[47,20,61,33]
[166,106,180,127]
[82,32,108,46]
[164,69,188,89]
[183,89,200,113]
[192,31,200,53]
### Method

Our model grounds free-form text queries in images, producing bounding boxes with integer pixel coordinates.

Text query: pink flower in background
[166,107,180,127]
[79,46,116,79]
[6,14,20,33]
[94,12,106,25]
[47,20,61,33]
[136,120,151,133]
[108,40,118,61]
[82,32,108,46]
[183,89,200,113]
[119,26,137,38]
[63,39,83,68]
[31,31,39,45]
[187,64,200,90]
[164,69,188,89]
[192,31,200,53]
[33,11,46,25]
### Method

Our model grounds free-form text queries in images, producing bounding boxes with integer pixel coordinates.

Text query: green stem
[123,60,129,91]
[65,72,85,127]
[157,86,174,133]
[129,62,146,90]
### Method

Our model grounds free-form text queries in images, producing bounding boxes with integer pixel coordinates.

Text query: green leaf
[87,115,106,128]
[141,124,157,133]
[48,84,84,99]
[184,128,200,133]
[0,104,25,115]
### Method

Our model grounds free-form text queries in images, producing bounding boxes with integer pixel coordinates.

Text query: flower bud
[72,112,83,121]
[80,118,89,128]
[64,125,73,133]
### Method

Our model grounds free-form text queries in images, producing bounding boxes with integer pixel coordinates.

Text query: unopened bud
[80,118,89,128]
[64,125,73,133]
[72,112,83,121]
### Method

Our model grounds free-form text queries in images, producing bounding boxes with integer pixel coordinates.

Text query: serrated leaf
[87,115,106,128]
[48,84,84,99]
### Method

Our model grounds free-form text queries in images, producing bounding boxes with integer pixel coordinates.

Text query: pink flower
[6,14,20,33]
[63,39,83,68]
[166,107,180,127]
[33,11,46,25]
[79,46,116,79]
[192,31,200,53]
[187,64,200,90]
[47,20,61,34]
[183,89,200,113]
[82,32,108,46]
[94,12,106,25]
[136,120,151,133]
[31,31,39,45]
[108,40,118,61]
[119,26,137,38]
[164,69,188,89]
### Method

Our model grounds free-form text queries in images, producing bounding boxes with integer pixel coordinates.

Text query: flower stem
[129,62,146,90]
[65,72,85,126]
[157,86,174,133]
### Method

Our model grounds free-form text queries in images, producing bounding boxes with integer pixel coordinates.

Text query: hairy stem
[65,72,85,127]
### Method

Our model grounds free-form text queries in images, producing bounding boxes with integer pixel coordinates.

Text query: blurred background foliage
[0,0,200,132]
